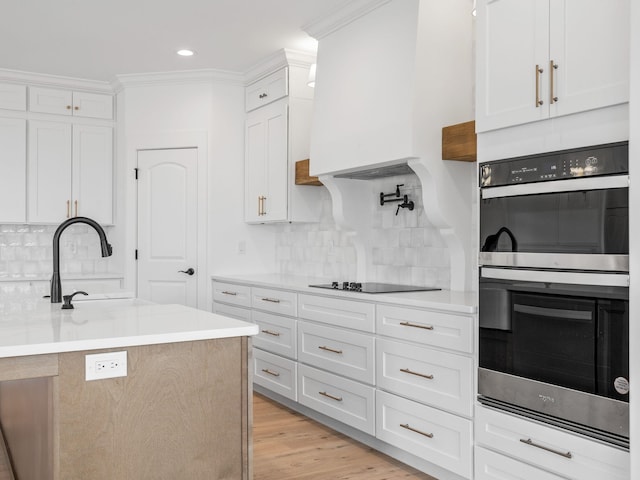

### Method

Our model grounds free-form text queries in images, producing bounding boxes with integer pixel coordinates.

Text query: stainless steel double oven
[478,141,629,447]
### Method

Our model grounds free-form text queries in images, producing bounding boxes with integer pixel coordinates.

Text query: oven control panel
[480,142,628,188]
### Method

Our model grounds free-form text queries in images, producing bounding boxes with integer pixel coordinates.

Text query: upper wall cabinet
[29,87,114,120]
[0,83,27,111]
[476,0,630,133]
[0,118,27,223]
[245,68,288,112]
[28,121,113,224]
[244,56,323,224]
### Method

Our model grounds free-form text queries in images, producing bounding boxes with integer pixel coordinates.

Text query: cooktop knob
[342,281,350,290]
[331,281,339,289]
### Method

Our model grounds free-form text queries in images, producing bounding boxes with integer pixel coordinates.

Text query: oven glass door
[479,277,629,402]
[479,185,628,271]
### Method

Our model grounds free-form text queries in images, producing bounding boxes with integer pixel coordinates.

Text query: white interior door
[137,148,198,307]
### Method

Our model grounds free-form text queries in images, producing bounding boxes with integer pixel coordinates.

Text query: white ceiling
[0,0,350,83]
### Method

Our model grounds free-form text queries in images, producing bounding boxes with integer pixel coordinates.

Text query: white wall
[628,1,638,476]
[117,76,277,310]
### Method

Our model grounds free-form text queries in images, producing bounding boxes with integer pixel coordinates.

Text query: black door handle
[179,268,195,276]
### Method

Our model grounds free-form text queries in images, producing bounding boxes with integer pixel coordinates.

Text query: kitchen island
[0,297,258,480]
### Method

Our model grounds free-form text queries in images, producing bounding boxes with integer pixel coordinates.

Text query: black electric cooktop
[309,282,441,294]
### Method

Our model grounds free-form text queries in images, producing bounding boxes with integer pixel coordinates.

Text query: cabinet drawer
[252,311,296,359]
[376,338,473,417]
[245,67,288,111]
[212,302,251,322]
[298,321,374,385]
[253,349,297,401]
[251,287,297,317]
[475,446,565,480]
[298,364,375,435]
[298,294,375,332]
[376,304,473,353]
[0,83,26,111]
[475,405,630,480]
[376,390,472,479]
[213,281,251,308]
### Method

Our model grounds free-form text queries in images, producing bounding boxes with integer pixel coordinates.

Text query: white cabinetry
[0,118,27,222]
[375,304,475,478]
[298,363,375,435]
[377,338,473,417]
[212,277,477,479]
[28,121,113,224]
[476,0,630,132]
[245,68,288,112]
[245,100,288,222]
[213,280,299,400]
[475,405,630,480]
[244,57,321,224]
[377,390,473,479]
[0,83,27,111]
[29,87,113,119]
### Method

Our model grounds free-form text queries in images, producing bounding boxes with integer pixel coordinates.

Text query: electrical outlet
[85,351,127,381]
[238,240,246,254]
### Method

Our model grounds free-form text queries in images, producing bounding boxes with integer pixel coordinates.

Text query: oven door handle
[481,267,629,287]
[513,304,593,321]
[481,174,628,199]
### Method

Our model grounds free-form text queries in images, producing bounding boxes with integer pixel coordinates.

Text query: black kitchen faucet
[51,217,113,303]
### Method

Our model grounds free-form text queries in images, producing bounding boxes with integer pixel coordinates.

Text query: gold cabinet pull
[66,105,72,110]
[520,438,572,459]
[400,368,434,380]
[66,200,71,218]
[261,329,281,337]
[318,345,343,354]
[261,297,280,303]
[221,291,237,296]
[535,64,544,107]
[400,423,434,439]
[550,60,558,104]
[257,196,262,216]
[261,368,280,377]
[74,106,79,111]
[74,200,78,217]
[261,195,267,215]
[319,391,343,402]
[399,321,434,331]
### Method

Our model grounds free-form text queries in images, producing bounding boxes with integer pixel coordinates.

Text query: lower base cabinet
[376,390,473,479]
[253,348,297,401]
[475,405,629,480]
[475,446,565,480]
[298,364,375,435]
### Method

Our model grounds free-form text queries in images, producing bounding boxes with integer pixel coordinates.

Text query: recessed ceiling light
[177,49,195,57]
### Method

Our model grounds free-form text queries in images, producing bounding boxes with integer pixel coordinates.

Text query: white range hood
[305,0,477,291]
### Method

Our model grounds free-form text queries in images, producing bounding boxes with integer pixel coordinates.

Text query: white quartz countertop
[0,296,258,358]
[212,274,478,314]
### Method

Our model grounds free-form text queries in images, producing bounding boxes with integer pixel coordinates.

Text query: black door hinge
[134,168,139,180]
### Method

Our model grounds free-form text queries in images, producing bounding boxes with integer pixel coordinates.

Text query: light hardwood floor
[253,393,437,480]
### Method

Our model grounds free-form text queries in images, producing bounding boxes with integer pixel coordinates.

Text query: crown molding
[0,68,113,93]
[243,48,316,85]
[112,68,244,92]
[303,0,392,40]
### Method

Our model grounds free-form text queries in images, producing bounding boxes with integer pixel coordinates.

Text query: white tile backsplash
[274,175,451,288]
[0,224,116,281]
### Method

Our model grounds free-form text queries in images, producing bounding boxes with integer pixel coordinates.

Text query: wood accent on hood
[442,121,477,162]
[295,159,323,186]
